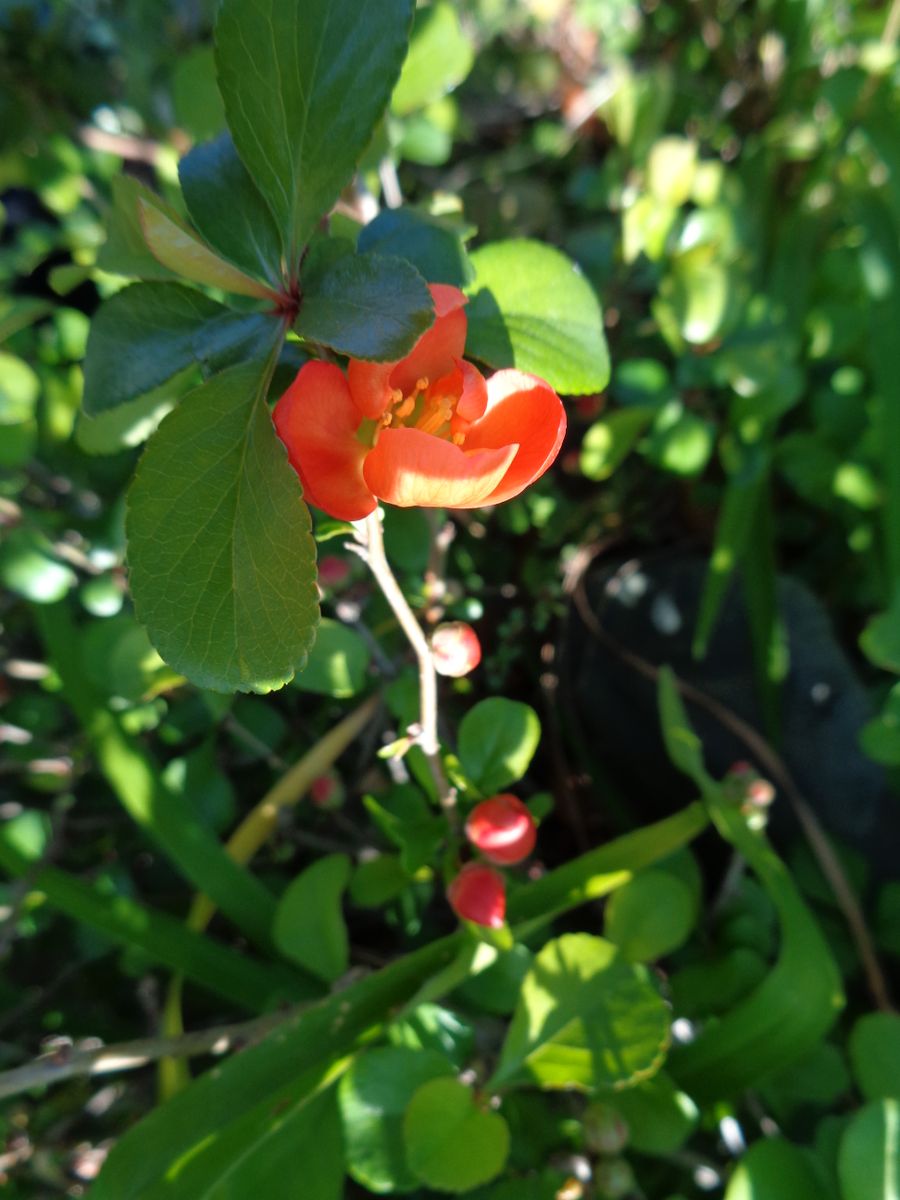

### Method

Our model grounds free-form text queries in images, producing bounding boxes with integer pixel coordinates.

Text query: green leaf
[725,1138,825,1200]
[82,283,276,415]
[35,603,285,954]
[137,195,275,299]
[465,240,610,395]
[75,370,193,456]
[693,444,769,657]
[663,674,844,1102]
[0,528,76,603]
[126,357,320,692]
[214,0,415,262]
[404,1078,510,1193]
[292,617,371,697]
[296,252,434,361]
[580,407,656,481]
[179,133,285,288]
[860,599,900,674]
[838,1100,900,1200]
[358,208,474,288]
[391,1,474,115]
[860,685,900,766]
[340,1046,454,1192]
[612,1072,698,1155]
[140,1081,345,1200]
[273,854,351,983]
[605,869,697,962]
[0,831,298,1013]
[458,698,541,795]
[97,175,180,281]
[90,936,460,1200]
[0,296,51,343]
[490,934,671,1091]
[849,1014,900,1101]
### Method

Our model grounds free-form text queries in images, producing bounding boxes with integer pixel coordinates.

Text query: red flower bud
[465,794,537,865]
[431,621,482,677]
[447,863,506,928]
[318,555,351,587]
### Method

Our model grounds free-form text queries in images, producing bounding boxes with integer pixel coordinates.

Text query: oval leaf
[138,197,275,299]
[458,698,541,795]
[726,1138,825,1200]
[490,933,670,1092]
[179,132,285,287]
[215,0,414,261]
[465,240,610,395]
[83,282,276,415]
[296,252,434,361]
[273,854,351,983]
[339,1046,454,1193]
[126,358,320,692]
[404,1078,510,1193]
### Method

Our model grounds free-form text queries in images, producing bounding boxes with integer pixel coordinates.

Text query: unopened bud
[447,863,506,928]
[431,621,482,677]
[465,794,537,865]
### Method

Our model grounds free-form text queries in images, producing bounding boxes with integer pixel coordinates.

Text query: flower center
[378,377,466,445]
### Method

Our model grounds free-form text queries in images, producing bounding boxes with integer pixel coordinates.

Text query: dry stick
[0,1010,294,1103]
[352,511,456,820]
[567,551,895,1014]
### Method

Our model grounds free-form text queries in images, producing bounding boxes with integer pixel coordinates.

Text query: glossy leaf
[82,282,276,415]
[358,207,474,288]
[339,1045,454,1192]
[296,252,434,360]
[466,240,609,395]
[458,698,541,795]
[404,1077,510,1193]
[215,0,414,261]
[179,133,285,288]
[391,1,474,115]
[273,854,351,983]
[490,934,670,1091]
[137,196,274,299]
[860,599,900,674]
[126,358,320,692]
[838,1100,900,1200]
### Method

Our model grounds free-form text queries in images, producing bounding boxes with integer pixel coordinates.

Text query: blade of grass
[0,835,311,1012]
[34,601,279,953]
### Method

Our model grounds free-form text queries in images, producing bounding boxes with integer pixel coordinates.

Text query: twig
[0,1009,294,1103]
[352,511,457,820]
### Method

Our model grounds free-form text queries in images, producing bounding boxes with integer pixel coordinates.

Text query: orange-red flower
[274,284,566,521]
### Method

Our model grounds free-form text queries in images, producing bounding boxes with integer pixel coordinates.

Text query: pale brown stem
[354,511,456,818]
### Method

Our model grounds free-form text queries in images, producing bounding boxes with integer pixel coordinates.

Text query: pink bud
[465,794,537,865]
[447,863,506,928]
[318,555,351,588]
[431,621,482,678]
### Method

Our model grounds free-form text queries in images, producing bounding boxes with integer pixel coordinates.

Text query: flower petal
[463,370,566,505]
[363,427,518,509]
[390,284,468,396]
[347,285,468,419]
[454,359,488,424]
[273,361,376,522]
